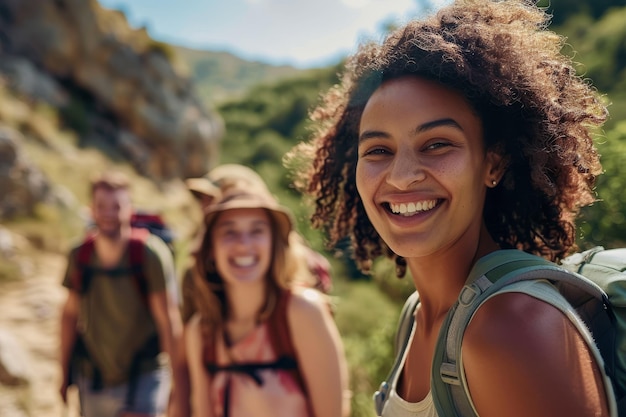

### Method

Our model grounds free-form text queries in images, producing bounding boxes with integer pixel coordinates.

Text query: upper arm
[61,290,80,319]
[148,290,172,322]
[288,289,350,417]
[144,237,181,331]
[185,316,212,417]
[462,291,611,417]
[62,247,80,290]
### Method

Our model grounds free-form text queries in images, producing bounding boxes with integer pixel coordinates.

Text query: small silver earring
[491,180,497,187]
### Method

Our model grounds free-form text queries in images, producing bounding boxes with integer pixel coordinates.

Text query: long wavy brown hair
[290,0,607,272]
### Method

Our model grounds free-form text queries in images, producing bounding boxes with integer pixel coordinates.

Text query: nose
[386,149,426,190]
[234,232,253,246]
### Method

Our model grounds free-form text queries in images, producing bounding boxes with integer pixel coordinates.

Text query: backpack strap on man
[431,249,618,417]
[71,228,150,301]
[72,233,97,293]
[127,227,151,307]
[121,227,156,408]
[124,333,161,410]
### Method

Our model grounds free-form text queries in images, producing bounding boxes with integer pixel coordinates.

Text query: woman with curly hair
[184,184,350,417]
[291,0,612,416]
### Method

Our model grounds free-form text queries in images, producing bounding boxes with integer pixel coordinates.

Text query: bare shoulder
[288,287,329,318]
[463,291,571,354]
[461,291,609,417]
[185,314,202,344]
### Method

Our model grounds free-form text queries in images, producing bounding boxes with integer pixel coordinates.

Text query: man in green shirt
[59,171,186,417]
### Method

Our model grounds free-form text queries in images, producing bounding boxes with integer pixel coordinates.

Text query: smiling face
[356,76,503,259]
[210,207,273,286]
[91,187,133,238]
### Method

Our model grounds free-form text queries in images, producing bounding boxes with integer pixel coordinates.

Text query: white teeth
[233,256,255,267]
[390,200,437,216]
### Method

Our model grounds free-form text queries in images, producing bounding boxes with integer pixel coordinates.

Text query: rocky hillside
[0,0,224,192]
[0,1,227,414]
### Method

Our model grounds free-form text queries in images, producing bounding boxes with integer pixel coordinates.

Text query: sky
[97,0,451,69]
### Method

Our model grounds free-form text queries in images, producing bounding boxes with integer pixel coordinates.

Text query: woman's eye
[222,230,237,239]
[424,141,451,151]
[360,147,390,157]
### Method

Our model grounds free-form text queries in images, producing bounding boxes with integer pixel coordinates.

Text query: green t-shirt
[63,233,177,386]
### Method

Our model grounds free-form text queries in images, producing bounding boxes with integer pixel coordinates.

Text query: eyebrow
[359,118,464,143]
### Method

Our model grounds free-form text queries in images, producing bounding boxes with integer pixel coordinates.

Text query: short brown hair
[90,171,130,196]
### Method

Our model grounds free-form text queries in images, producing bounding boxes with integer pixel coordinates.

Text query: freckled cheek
[356,162,379,198]
[436,156,478,185]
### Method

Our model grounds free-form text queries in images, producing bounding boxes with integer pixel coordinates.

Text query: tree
[538,0,626,26]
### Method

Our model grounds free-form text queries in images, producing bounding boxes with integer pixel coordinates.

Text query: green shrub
[333,280,403,417]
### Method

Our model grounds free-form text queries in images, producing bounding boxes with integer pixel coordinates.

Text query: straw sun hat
[203,186,294,243]
[185,164,269,200]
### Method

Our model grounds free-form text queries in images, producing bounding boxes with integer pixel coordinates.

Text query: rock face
[0,0,223,180]
[0,126,53,220]
[0,329,31,387]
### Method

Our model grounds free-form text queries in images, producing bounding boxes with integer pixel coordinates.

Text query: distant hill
[173,46,306,107]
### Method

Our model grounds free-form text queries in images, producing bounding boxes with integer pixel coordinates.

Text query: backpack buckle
[373,381,389,416]
[440,362,461,385]
[458,285,479,306]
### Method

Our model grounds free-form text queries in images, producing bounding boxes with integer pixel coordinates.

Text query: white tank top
[381,317,438,417]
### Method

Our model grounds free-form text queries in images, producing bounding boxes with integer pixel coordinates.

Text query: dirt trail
[0,251,80,417]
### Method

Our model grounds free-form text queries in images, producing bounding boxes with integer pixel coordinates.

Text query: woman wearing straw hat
[184,184,350,417]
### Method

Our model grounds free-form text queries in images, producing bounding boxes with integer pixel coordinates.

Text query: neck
[407,223,500,325]
[92,224,133,268]
[97,224,132,242]
[225,280,269,323]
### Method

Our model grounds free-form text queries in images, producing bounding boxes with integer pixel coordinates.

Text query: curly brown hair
[291,0,607,272]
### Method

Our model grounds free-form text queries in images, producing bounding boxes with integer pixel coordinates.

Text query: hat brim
[204,196,293,243]
[185,178,221,198]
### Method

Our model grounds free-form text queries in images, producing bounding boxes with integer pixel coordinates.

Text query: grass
[332,274,404,417]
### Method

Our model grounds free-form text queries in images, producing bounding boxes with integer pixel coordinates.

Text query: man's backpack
[73,210,175,299]
[374,247,626,417]
[130,211,175,254]
[71,227,152,303]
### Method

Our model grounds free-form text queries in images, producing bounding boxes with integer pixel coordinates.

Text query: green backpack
[374,247,626,417]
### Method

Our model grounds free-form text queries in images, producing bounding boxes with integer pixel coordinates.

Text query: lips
[389,199,438,216]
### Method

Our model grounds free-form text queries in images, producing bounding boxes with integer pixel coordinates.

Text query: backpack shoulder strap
[128,228,150,307]
[72,234,97,293]
[373,291,420,416]
[267,289,293,356]
[431,249,617,417]
[203,324,218,372]
[266,289,306,392]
